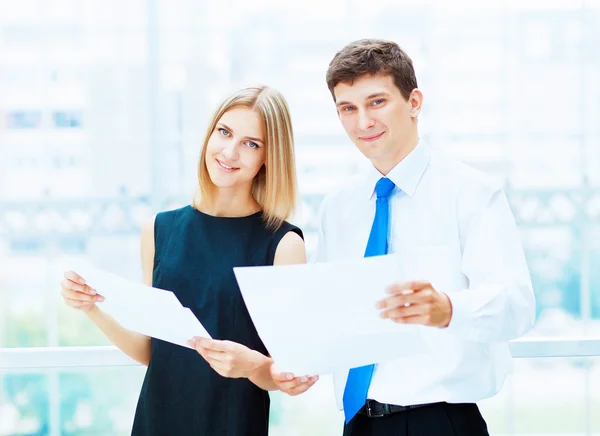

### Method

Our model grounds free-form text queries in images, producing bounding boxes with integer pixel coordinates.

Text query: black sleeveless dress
[131,205,303,436]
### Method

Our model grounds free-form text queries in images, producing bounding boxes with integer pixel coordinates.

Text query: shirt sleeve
[445,185,536,343]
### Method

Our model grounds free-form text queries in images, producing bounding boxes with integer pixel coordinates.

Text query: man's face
[333,74,421,174]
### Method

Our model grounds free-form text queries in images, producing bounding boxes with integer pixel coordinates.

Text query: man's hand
[376,281,452,327]
[270,364,318,396]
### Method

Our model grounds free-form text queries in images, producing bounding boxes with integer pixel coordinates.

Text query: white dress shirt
[312,141,536,409]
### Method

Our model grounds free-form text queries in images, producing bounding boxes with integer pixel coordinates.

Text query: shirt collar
[363,140,431,200]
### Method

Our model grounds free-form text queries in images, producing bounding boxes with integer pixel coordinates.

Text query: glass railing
[1,338,599,435]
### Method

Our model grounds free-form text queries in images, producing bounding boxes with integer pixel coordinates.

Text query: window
[7,111,42,129]
[53,111,83,128]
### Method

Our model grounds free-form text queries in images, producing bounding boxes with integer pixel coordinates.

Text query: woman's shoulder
[276,219,304,238]
[270,220,305,266]
[255,217,304,242]
[156,204,191,220]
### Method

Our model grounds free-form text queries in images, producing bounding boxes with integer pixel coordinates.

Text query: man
[274,39,536,435]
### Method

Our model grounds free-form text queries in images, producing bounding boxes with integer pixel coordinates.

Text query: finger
[194,338,233,352]
[62,278,96,295]
[277,374,316,390]
[277,379,304,391]
[61,288,102,302]
[390,314,430,325]
[377,287,435,309]
[77,283,96,295]
[385,281,431,295]
[64,289,104,303]
[187,339,225,360]
[285,376,319,396]
[63,297,97,310]
[298,375,319,388]
[380,304,425,319]
[64,271,86,284]
[199,348,227,362]
[376,293,411,310]
[270,364,295,382]
[272,371,295,382]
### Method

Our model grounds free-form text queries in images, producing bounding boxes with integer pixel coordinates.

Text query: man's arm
[444,186,536,343]
[378,185,536,344]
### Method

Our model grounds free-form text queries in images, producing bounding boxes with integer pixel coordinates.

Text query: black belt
[358,399,443,418]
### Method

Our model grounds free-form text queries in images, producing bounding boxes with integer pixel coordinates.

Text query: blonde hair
[193,86,298,231]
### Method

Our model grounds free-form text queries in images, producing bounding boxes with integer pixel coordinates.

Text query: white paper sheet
[72,264,211,348]
[234,254,426,375]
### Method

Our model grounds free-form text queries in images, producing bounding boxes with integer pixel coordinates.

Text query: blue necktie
[343,177,396,424]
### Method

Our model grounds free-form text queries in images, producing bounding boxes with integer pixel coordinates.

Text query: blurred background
[1,0,599,434]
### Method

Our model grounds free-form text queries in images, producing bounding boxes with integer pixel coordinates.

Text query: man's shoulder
[428,148,503,195]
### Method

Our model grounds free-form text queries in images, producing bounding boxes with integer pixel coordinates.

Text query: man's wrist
[441,293,453,328]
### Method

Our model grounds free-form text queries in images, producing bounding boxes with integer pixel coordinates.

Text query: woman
[60,86,318,435]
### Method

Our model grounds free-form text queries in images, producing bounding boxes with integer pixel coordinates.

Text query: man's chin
[358,146,385,162]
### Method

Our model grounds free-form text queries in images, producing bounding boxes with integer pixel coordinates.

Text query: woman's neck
[197,189,261,217]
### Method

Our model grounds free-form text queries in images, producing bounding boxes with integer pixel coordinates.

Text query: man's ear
[409,88,423,118]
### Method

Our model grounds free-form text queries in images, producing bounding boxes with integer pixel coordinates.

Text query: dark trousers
[343,402,489,436]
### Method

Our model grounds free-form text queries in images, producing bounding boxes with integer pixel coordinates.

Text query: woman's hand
[60,271,104,313]
[270,364,319,396]
[188,337,269,379]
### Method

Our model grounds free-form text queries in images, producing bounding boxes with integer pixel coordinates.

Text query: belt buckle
[366,400,385,418]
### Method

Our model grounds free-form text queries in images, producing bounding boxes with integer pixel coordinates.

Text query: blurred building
[1,1,600,433]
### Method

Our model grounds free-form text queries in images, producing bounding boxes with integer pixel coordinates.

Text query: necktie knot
[375,177,395,199]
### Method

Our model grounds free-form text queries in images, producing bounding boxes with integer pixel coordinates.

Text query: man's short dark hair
[326,39,418,101]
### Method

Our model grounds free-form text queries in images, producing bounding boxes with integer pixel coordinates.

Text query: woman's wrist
[84,304,100,317]
[248,354,274,389]
[249,353,272,377]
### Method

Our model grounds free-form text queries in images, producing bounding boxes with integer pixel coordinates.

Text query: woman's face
[205,107,266,191]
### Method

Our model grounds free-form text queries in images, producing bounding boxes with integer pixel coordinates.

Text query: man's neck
[373,135,419,176]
